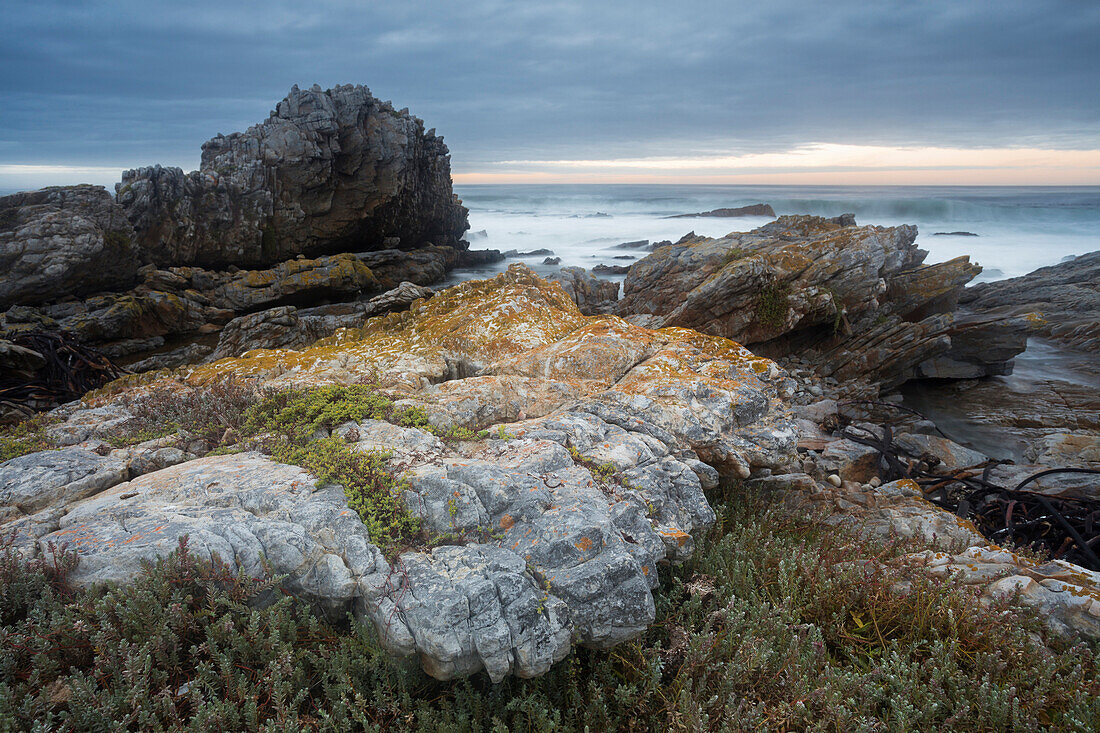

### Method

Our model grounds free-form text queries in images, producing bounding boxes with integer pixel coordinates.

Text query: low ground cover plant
[2,488,1097,731]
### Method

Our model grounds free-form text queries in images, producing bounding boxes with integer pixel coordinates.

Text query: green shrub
[0,413,58,462]
[2,489,1099,731]
[755,281,792,330]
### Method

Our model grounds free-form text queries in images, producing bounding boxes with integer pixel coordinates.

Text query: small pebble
[868,476,882,488]
[827,474,842,487]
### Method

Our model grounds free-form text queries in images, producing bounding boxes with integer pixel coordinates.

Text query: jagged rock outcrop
[960,251,1100,352]
[2,265,796,682]
[615,215,1025,389]
[0,186,140,308]
[116,84,469,269]
[0,85,482,387]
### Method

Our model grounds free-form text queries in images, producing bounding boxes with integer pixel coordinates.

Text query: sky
[1,0,1098,189]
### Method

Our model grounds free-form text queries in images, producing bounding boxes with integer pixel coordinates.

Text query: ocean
[450,184,1100,286]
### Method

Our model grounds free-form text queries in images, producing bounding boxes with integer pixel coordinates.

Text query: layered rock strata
[615,215,1027,389]
[960,250,1100,353]
[1,84,479,378]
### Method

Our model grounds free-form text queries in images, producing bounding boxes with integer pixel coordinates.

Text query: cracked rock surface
[2,265,796,681]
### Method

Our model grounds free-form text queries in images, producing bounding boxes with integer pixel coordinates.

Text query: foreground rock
[2,266,796,681]
[960,250,1100,352]
[616,215,1027,390]
[0,186,140,308]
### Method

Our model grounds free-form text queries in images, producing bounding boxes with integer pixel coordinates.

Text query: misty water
[449,184,1100,284]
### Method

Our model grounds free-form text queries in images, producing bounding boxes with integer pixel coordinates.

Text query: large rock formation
[116,84,469,269]
[1,266,796,681]
[1,85,483,384]
[615,215,1027,389]
[960,250,1100,352]
[0,186,140,308]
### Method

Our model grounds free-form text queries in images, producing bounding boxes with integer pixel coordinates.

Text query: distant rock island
[665,203,776,218]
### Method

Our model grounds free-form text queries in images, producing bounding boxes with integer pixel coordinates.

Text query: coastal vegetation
[2,488,1097,731]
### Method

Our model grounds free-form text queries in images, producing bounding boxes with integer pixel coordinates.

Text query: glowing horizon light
[452,143,1100,185]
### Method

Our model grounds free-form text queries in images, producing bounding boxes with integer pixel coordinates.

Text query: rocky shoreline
[2,86,1099,685]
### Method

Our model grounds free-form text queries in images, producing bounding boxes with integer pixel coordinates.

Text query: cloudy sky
[1,0,1098,188]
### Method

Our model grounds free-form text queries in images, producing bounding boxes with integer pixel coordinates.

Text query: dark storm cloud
[0,0,1097,174]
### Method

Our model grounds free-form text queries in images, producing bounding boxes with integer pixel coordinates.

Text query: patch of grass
[721,247,748,266]
[0,413,59,462]
[755,281,792,330]
[3,490,1098,730]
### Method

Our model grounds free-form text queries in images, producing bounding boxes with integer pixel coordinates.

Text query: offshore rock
[666,203,776,219]
[3,265,796,681]
[0,186,140,308]
[116,84,469,269]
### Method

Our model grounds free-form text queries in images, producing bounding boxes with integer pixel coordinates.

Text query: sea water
[449,184,1100,285]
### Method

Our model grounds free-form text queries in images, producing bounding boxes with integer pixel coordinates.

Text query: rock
[960,250,1100,352]
[206,281,433,362]
[911,547,1100,639]
[208,253,380,312]
[913,314,1030,379]
[616,215,1023,389]
[821,440,881,483]
[0,340,45,376]
[665,204,776,219]
[6,265,796,681]
[127,343,214,373]
[613,240,651,250]
[545,267,620,315]
[542,257,561,265]
[0,448,129,520]
[116,84,468,269]
[0,185,140,308]
[591,264,630,276]
[1024,433,1100,468]
[503,249,554,258]
[458,249,505,266]
[892,433,988,471]
[932,231,979,236]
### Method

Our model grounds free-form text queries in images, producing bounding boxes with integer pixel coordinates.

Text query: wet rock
[592,264,630,276]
